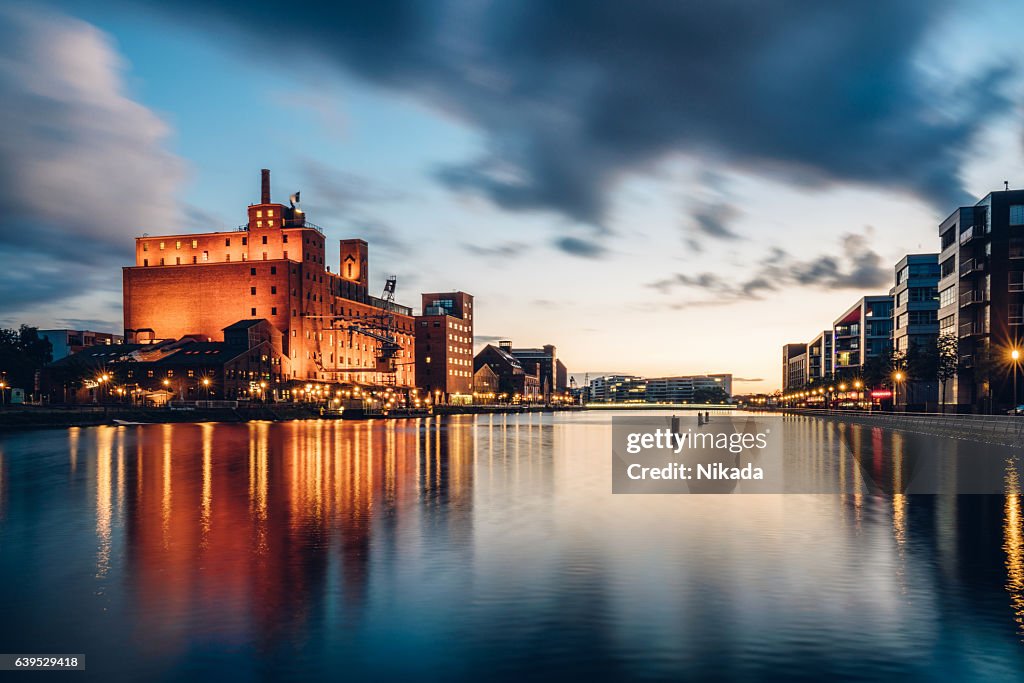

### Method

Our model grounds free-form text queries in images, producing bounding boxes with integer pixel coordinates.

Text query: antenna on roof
[1006,180,1010,191]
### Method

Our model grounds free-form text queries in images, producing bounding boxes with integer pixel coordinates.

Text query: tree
[863,349,899,390]
[692,386,729,404]
[935,333,958,414]
[0,325,52,394]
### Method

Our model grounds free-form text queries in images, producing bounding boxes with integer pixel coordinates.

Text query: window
[271,286,277,294]
[142,242,148,252]
[202,251,209,262]
[1012,304,1024,326]
[908,310,937,325]
[250,267,257,275]
[1012,205,1024,226]
[939,286,956,308]
[1013,272,1024,292]
[242,237,247,245]
[226,254,231,262]
[175,240,181,249]
[192,239,198,249]
[268,209,274,217]
[282,234,288,243]
[262,252,268,260]
[159,241,165,250]
[175,256,181,265]
[283,251,288,259]
[262,235,268,245]
[251,287,257,295]
[187,369,195,378]
[192,256,197,264]
[160,257,165,265]
[241,253,247,261]
[271,307,277,315]
[251,307,257,316]
[225,238,231,247]
[1012,238,1024,259]
[270,266,276,275]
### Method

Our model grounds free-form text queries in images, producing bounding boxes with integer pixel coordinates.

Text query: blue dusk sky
[2,1,1024,391]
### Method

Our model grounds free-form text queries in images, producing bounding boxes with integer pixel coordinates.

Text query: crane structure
[304,275,411,383]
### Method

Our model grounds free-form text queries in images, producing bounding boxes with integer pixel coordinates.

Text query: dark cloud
[132,0,1008,231]
[0,6,183,320]
[462,241,531,258]
[649,229,891,307]
[555,236,606,258]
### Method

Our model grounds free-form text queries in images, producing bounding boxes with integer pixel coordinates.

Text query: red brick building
[123,169,416,391]
[414,291,474,403]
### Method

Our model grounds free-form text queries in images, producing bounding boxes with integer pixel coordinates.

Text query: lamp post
[0,379,6,408]
[853,379,863,410]
[1012,349,1021,415]
[893,371,904,411]
[202,377,211,400]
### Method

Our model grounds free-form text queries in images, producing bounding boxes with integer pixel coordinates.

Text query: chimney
[261,169,271,204]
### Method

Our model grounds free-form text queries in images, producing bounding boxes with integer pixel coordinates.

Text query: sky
[2,0,1024,392]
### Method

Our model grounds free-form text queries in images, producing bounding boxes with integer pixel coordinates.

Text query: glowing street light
[1012,348,1021,414]
[893,371,904,410]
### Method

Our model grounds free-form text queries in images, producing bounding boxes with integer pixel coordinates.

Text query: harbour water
[0,411,1022,681]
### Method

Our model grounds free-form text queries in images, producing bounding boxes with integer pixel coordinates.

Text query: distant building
[415,291,474,404]
[39,329,124,361]
[473,343,541,402]
[893,253,940,409]
[588,373,732,403]
[507,343,565,401]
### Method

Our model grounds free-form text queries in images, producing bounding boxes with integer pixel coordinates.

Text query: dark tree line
[0,325,52,392]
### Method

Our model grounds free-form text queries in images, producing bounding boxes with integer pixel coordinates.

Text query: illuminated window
[202,251,209,262]
[159,241,165,250]
[187,370,195,378]
[191,239,198,249]
[256,210,263,218]
[176,240,181,249]
[142,243,148,252]
[268,209,274,217]
[257,221,263,228]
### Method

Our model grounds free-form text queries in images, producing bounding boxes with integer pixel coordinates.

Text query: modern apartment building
[588,375,642,402]
[415,291,474,403]
[782,343,808,391]
[938,188,1024,412]
[645,374,732,402]
[806,330,833,381]
[893,253,939,408]
[833,295,893,379]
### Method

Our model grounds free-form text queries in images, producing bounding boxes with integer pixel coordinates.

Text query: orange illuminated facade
[123,169,415,387]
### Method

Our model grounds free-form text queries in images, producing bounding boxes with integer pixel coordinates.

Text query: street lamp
[1012,348,1021,414]
[202,377,211,399]
[893,371,904,411]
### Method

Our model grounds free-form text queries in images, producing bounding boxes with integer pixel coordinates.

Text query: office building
[782,343,808,391]
[39,329,124,361]
[806,330,833,381]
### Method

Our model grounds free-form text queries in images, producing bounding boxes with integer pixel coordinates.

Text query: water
[0,411,1022,681]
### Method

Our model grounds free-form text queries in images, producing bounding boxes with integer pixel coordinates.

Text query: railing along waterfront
[781,408,1024,448]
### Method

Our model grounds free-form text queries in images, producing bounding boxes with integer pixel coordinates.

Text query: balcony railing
[960,258,985,276]
[959,321,989,338]
[959,290,989,306]
[959,224,989,245]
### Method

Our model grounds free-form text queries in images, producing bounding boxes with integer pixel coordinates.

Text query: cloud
[462,241,531,258]
[0,5,183,321]
[131,0,1010,230]
[555,236,606,258]
[475,334,510,344]
[732,377,765,383]
[649,228,891,307]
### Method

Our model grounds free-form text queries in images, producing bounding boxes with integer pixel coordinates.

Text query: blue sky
[2,1,1024,391]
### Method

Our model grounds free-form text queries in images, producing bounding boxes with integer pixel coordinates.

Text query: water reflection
[0,413,1022,680]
